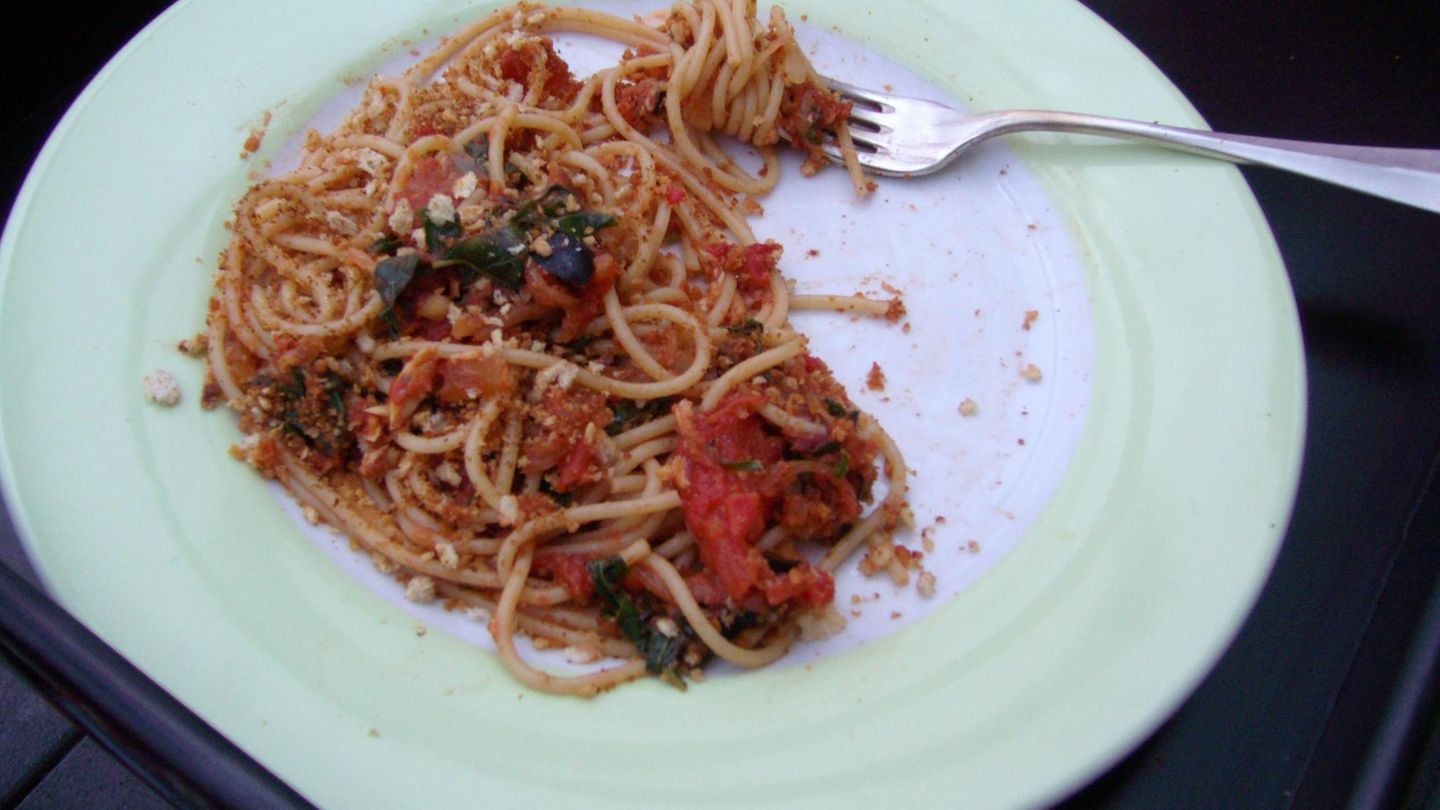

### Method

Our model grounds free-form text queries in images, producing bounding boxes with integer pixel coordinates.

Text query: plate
[0,0,1305,807]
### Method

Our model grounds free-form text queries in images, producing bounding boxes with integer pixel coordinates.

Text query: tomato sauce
[674,394,835,608]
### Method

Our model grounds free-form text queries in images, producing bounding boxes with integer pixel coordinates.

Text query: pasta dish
[201,0,914,695]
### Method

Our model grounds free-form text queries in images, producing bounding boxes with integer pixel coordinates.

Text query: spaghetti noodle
[203,0,912,695]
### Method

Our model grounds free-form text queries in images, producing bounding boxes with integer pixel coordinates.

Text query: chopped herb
[276,367,307,400]
[805,440,842,458]
[538,479,575,507]
[833,449,850,478]
[825,398,847,418]
[422,211,462,252]
[281,408,329,452]
[510,186,568,229]
[589,556,628,610]
[587,556,689,688]
[435,223,527,290]
[607,398,670,436]
[645,632,686,681]
[553,210,616,240]
[723,459,764,472]
[374,253,422,308]
[607,402,639,435]
[281,413,311,442]
[724,319,764,336]
[563,334,596,353]
[370,234,402,255]
[380,307,401,337]
[721,610,764,638]
[328,387,347,425]
[534,231,596,286]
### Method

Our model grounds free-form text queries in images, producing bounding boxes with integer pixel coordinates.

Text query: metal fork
[824,79,1440,213]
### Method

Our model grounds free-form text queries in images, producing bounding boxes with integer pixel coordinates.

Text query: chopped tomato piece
[675,395,791,603]
[553,440,604,493]
[521,387,611,476]
[435,353,515,404]
[496,39,583,105]
[681,461,773,601]
[614,77,666,132]
[397,157,460,219]
[533,552,595,600]
[760,563,835,607]
[703,240,781,292]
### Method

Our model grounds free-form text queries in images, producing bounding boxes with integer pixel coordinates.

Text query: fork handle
[985,110,1440,213]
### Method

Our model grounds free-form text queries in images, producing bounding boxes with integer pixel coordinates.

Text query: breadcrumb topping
[142,369,181,406]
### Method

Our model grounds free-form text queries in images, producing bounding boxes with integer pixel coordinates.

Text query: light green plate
[0,0,1304,807]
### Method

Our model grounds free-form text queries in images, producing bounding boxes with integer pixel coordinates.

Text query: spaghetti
[203,0,912,695]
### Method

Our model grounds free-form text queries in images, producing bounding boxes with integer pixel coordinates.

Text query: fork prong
[822,77,894,113]
[844,111,890,135]
[820,75,960,176]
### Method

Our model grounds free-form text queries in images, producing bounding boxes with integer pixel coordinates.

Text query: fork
[823,79,1440,214]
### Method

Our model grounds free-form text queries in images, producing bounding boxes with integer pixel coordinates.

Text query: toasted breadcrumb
[796,605,847,640]
[866,362,886,391]
[372,552,398,575]
[1021,363,1043,382]
[563,644,603,664]
[142,370,182,406]
[405,575,437,604]
[917,571,937,598]
[436,541,460,570]
[958,398,978,417]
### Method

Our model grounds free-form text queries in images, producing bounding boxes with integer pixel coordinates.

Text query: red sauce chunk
[397,157,461,218]
[497,38,583,107]
[703,240,782,295]
[674,394,835,608]
[521,386,611,492]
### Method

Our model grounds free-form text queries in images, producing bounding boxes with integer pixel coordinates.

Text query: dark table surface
[3,0,1439,807]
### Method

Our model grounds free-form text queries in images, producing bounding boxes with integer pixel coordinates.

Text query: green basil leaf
[435,224,527,290]
[370,234,402,255]
[374,253,422,308]
[380,307,401,337]
[534,231,594,286]
[645,630,685,676]
[587,556,629,614]
[554,210,616,239]
[512,185,571,228]
[328,387,347,425]
[723,459,764,472]
[422,209,463,252]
